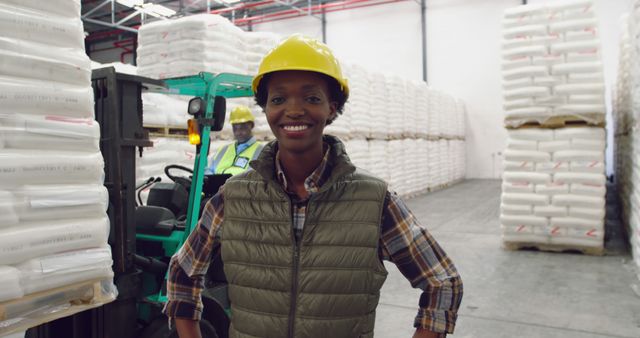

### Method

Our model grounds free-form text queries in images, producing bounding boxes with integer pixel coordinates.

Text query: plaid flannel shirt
[164,144,463,334]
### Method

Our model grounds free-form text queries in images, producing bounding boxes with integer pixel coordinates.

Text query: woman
[165,34,463,338]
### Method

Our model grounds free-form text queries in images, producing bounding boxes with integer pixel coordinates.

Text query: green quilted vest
[221,135,389,338]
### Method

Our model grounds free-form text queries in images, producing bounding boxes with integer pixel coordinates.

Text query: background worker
[206,105,263,175]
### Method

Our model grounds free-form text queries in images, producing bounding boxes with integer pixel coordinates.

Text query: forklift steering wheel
[164,164,193,189]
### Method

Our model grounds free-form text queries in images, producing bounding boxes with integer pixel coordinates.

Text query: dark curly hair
[254,72,348,125]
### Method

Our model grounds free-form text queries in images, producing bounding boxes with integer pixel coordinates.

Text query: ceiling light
[116,0,143,7]
[142,4,176,17]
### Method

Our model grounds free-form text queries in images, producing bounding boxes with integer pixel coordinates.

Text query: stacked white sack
[614,2,640,275]
[438,140,449,186]
[454,99,467,138]
[413,139,428,193]
[416,83,430,138]
[368,140,391,183]
[386,75,406,139]
[245,31,281,75]
[427,141,439,189]
[387,140,406,195]
[137,14,247,79]
[427,90,442,137]
[369,71,390,139]
[501,127,606,247]
[454,139,467,181]
[502,0,606,127]
[142,92,191,128]
[0,0,115,330]
[404,81,420,138]
[352,65,374,138]
[335,62,371,139]
[344,139,370,171]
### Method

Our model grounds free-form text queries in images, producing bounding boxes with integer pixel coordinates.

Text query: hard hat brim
[252,67,350,99]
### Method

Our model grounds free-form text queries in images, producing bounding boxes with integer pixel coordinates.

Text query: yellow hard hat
[230,105,255,124]
[252,34,349,99]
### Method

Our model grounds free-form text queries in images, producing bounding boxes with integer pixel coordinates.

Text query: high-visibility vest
[211,141,263,175]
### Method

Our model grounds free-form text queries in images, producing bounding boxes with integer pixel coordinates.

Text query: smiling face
[264,71,337,154]
[232,122,253,144]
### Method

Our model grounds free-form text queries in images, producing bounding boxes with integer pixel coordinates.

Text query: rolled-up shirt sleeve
[163,192,225,320]
[380,191,463,334]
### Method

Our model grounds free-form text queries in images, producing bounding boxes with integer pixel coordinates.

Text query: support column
[421,0,427,82]
[321,0,327,43]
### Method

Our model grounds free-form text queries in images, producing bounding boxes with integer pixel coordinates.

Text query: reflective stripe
[211,144,231,173]
[252,143,264,160]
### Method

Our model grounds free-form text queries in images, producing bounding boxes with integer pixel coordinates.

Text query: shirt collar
[237,136,256,147]
[275,143,331,195]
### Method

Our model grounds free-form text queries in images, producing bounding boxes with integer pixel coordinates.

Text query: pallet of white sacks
[503,241,604,256]
[0,278,117,336]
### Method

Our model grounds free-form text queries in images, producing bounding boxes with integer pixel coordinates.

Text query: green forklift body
[160,72,253,244]
[141,73,253,315]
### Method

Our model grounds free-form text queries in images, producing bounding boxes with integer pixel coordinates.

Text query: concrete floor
[374,179,640,338]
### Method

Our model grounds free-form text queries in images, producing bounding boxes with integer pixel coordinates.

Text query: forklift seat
[135,206,176,237]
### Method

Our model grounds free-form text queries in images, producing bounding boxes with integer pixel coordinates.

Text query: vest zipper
[289,239,300,338]
[289,197,312,338]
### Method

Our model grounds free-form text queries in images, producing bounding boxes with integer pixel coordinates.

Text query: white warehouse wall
[254,2,424,80]
[254,0,631,178]
[426,0,514,179]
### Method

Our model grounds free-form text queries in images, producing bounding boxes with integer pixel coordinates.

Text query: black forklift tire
[148,318,219,338]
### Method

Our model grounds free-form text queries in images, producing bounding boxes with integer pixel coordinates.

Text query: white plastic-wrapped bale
[427,141,439,189]
[385,75,406,139]
[245,31,281,75]
[339,62,372,139]
[403,81,419,138]
[416,138,429,192]
[344,139,369,170]
[137,137,203,186]
[142,92,190,128]
[501,126,605,250]
[501,0,606,128]
[387,140,406,195]
[427,89,442,137]
[416,83,430,138]
[0,1,116,333]
[137,14,247,79]
[368,140,391,183]
[402,139,418,195]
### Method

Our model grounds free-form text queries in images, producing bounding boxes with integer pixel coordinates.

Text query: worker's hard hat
[230,105,255,124]
[252,34,349,99]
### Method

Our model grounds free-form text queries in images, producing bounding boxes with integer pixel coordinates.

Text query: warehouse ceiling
[82,0,406,46]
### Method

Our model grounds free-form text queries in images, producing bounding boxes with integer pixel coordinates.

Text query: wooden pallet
[503,241,604,256]
[506,115,606,129]
[144,125,189,138]
[401,188,430,199]
[0,278,116,335]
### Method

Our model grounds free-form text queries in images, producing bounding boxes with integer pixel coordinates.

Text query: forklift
[25,69,253,338]
[135,71,254,338]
